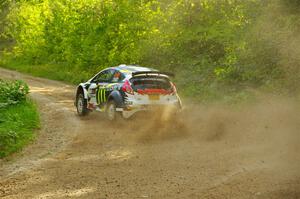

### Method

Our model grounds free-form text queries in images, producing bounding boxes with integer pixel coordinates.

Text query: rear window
[130,77,172,91]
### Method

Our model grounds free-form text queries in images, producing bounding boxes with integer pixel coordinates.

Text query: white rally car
[75,64,182,120]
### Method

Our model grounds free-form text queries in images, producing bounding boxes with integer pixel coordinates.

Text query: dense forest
[1,0,300,102]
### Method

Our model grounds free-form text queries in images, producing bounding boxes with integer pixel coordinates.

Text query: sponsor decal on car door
[97,83,119,104]
[97,87,107,104]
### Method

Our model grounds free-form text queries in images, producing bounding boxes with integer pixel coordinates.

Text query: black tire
[106,100,117,121]
[76,93,89,116]
[106,100,123,121]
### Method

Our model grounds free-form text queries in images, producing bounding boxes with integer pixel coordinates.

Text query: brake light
[122,80,134,95]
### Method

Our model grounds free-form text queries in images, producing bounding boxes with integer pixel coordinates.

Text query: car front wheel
[76,93,89,116]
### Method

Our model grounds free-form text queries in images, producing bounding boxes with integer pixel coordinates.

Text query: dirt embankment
[0,68,299,199]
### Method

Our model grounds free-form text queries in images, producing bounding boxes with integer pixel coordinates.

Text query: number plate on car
[148,95,160,100]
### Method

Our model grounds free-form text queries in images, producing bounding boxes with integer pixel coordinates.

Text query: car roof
[113,64,157,73]
[88,65,158,82]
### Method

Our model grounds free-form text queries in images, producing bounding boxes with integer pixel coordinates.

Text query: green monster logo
[97,88,106,104]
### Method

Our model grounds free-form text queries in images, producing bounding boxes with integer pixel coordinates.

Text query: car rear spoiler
[132,71,175,78]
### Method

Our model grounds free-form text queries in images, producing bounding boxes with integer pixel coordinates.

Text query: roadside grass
[0,100,39,158]
[0,58,91,84]
[0,78,40,158]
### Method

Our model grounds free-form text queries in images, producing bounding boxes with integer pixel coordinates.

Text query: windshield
[130,77,172,91]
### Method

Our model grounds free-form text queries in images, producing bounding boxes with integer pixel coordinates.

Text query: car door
[89,69,115,107]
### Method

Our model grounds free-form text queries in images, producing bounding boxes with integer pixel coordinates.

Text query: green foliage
[0,100,39,158]
[2,0,300,102]
[234,0,300,93]
[0,79,39,158]
[0,79,29,108]
[5,0,154,69]
[141,0,261,101]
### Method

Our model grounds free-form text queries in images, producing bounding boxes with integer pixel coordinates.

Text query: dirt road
[0,68,299,199]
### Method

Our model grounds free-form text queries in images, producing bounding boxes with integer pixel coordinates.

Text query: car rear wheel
[106,100,123,121]
[106,100,117,121]
[76,93,89,116]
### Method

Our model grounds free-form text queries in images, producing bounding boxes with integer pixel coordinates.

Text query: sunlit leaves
[5,0,293,100]
[6,0,156,69]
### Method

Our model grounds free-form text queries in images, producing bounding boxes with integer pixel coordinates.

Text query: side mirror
[89,83,97,90]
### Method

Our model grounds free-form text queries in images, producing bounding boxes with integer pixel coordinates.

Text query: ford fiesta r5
[74,64,182,120]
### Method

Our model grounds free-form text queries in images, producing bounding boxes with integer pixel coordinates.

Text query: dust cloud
[107,95,300,174]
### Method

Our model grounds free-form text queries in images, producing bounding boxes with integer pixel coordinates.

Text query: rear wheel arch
[107,91,124,108]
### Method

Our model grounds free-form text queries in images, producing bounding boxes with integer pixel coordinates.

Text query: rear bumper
[117,102,182,119]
